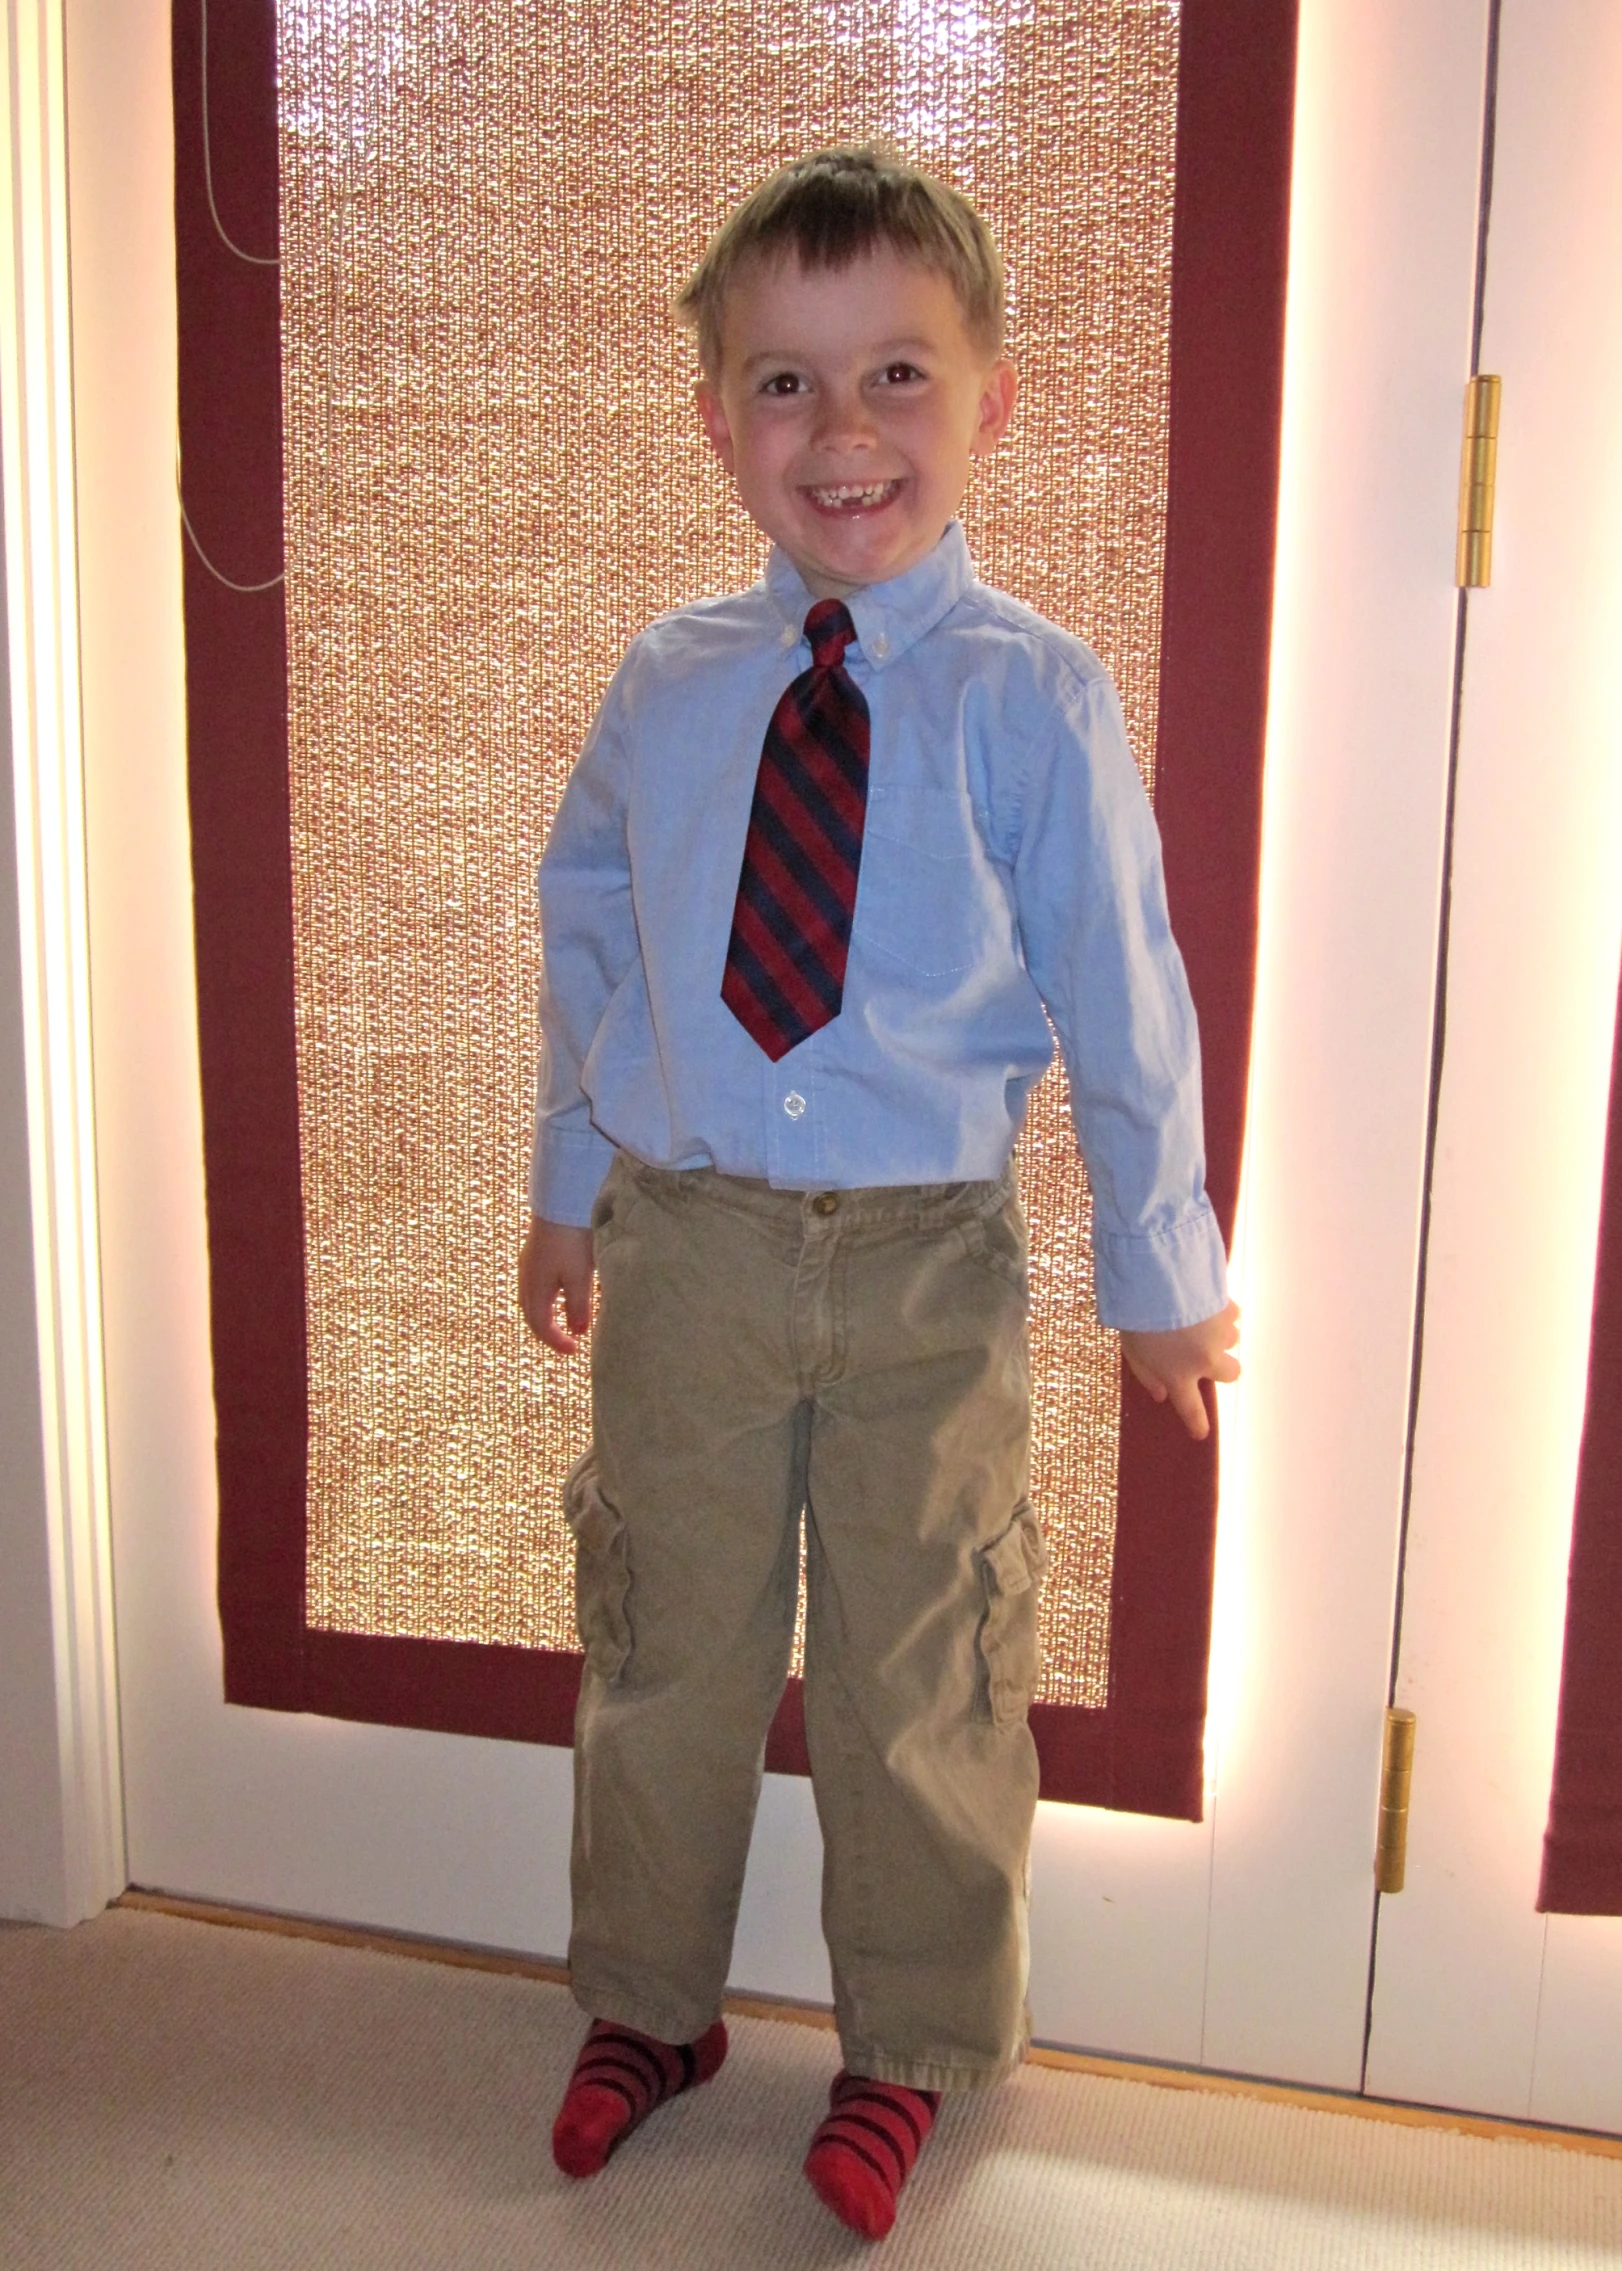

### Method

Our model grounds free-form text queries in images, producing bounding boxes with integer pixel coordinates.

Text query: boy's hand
[1119,1300,1240,1442]
[519,1215,596,1354]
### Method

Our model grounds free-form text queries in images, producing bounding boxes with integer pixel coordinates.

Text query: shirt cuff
[1093,1204,1230,1334]
[530,1123,616,1227]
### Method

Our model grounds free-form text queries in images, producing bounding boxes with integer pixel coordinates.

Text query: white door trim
[0,0,124,1924]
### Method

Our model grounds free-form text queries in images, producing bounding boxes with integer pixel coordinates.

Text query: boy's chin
[779,523,945,600]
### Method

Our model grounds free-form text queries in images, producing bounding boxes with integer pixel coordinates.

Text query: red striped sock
[551,2016,728,2178]
[803,2070,941,2240]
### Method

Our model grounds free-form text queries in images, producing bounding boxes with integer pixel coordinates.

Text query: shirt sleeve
[1010,668,1230,1334]
[529,686,636,1226]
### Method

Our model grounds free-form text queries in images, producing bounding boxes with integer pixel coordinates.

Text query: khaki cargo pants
[564,1155,1048,2092]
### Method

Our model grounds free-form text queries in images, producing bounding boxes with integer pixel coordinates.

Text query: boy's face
[695,248,1017,601]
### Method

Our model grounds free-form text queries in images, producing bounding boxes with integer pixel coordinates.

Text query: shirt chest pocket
[854,786,1003,979]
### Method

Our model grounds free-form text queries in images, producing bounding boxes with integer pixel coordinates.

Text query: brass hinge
[1375,1707,1417,1894]
[1456,374,1502,587]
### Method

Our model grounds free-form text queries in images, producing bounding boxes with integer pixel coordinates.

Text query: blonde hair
[676,145,1005,376]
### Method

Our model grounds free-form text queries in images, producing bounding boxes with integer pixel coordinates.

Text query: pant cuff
[569,1974,721,2049]
[840,2041,1029,2094]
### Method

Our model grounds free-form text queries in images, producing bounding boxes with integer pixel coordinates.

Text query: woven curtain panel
[1541,973,1622,1915]
[277,0,1180,1712]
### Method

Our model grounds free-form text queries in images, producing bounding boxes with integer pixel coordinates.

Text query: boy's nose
[811,388,878,452]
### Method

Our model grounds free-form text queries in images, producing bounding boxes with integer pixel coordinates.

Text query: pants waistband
[612,1155,1017,1237]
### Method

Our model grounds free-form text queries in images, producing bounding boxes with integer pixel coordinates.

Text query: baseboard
[114,1889,1622,2159]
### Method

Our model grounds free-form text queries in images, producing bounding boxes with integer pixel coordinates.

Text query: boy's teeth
[810,481,896,507]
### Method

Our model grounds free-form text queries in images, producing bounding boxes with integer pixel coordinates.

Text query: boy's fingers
[519,1219,595,1353]
[532,1279,582,1353]
[519,1270,576,1353]
[1120,1348,1165,1401]
[1169,1377,1211,1440]
[519,1278,547,1345]
[534,1280,587,1353]
[1121,1303,1238,1432]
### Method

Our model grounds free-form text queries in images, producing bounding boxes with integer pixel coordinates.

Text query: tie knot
[804,599,857,670]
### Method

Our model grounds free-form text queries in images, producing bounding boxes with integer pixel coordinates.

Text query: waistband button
[811,1192,840,1217]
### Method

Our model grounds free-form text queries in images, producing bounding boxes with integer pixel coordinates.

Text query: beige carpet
[3,1909,1620,2269]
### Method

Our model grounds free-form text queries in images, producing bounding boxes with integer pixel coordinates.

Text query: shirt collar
[763,522,974,670]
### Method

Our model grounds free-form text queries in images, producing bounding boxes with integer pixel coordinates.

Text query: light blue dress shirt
[531,523,1228,1333]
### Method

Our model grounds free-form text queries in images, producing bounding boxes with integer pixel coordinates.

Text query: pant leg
[800,1176,1045,2092]
[567,1159,806,2045]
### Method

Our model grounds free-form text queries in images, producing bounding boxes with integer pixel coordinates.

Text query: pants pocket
[975,1501,1050,1729]
[562,1449,632,1682]
[959,1185,1029,1293]
[588,1151,645,1248]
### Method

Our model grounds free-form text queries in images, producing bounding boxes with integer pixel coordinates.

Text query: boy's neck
[783,519,954,606]
[786,552,868,604]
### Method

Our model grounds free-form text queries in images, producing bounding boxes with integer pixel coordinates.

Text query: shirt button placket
[768,1062,821,1183]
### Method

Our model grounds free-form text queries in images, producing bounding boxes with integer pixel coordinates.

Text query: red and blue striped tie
[721,598,871,1062]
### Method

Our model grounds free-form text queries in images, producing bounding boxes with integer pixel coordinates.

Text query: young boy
[520,146,1239,2241]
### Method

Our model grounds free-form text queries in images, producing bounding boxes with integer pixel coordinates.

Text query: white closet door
[1365,0,1622,2132]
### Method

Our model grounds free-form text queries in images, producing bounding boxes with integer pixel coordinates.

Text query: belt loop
[918,1181,952,1234]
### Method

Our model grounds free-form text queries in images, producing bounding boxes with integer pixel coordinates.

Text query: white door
[1363,0,1622,2133]
[70,0,1516,2092]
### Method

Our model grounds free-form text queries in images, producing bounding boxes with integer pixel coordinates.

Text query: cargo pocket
[562,1450,632,1683]
[976,1501,1050,1729]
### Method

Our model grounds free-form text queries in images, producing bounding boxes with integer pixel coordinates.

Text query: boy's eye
[879,361,925,384]
[758,371,806,396]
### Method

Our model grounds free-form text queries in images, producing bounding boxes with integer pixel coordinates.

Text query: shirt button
[811,1192,839,1216]
[871,632,890,659]
[783,1091,807,1119]
[780,624,797,648]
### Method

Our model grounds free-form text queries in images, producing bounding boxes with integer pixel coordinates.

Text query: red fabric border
[182,0,1297,1817]
[174,0,309,1714]
[1102,0,1299,1819]
[1539,980,1622,1914]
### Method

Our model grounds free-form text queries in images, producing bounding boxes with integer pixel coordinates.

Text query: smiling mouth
[803,479,903,513]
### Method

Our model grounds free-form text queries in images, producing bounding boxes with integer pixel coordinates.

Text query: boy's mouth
[803,479,903,514]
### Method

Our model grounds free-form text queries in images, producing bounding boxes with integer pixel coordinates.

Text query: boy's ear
[971,359,1018,458]
[695,380,736,474]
